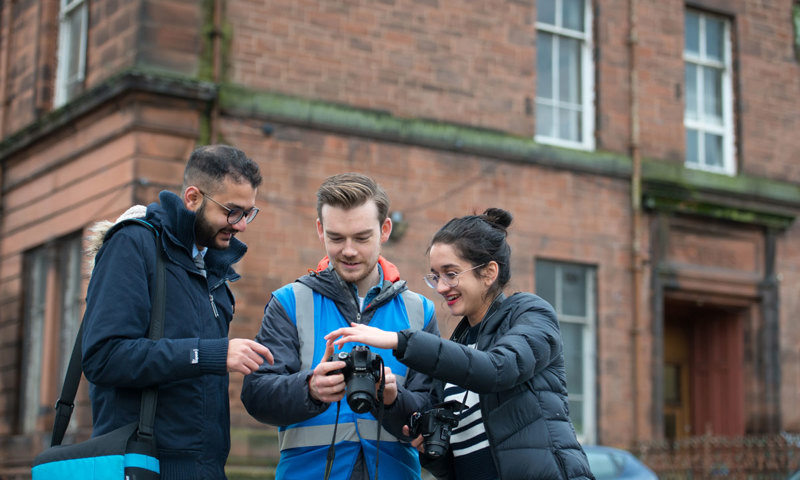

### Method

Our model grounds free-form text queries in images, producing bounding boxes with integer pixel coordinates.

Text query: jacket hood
[85,191,247,278]
[147,191,248,277]
[452,292,557,349]
[300,256,407,322]
[147,191,199,256]
[85,205,148,271]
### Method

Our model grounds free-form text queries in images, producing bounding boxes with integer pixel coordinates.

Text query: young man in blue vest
[242,173,439,479]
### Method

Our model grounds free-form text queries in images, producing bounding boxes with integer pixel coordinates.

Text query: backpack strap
[103,217,159,243]
[51,218,165,446]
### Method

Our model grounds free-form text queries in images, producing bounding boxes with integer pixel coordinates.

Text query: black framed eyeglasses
[423,263,486,289]
[199,190,259,225]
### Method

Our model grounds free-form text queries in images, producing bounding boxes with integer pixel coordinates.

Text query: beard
[194,203,233,250]
[331,253,380,286]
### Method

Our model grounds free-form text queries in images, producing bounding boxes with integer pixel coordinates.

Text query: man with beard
[82,144,274,479]
[241,173,439,480]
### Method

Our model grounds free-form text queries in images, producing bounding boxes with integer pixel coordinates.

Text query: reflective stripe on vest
[278,418,399,451]
[400,290,424,332]
[292,282,316,371]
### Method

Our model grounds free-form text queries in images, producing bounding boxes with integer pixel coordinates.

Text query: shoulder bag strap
[50,323,84,446]
[136,228,166,440]
[50,220,165,446]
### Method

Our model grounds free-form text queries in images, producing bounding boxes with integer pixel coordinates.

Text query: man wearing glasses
[241,173,439,480]
[82,144,274,480]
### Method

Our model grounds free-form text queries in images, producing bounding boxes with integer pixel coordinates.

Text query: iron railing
[633,434,800,479]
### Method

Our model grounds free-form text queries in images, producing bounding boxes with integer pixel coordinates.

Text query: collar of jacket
[314,255,401,282]
[146,190,247,277]
[452,292,507,345]
[299,258,408,321]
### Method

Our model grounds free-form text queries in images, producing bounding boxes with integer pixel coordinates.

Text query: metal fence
[633,434,800,479]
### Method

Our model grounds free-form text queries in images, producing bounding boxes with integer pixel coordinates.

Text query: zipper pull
[355,312,361,323]
[209,294,219,319]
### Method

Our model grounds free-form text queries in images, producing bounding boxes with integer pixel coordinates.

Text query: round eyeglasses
[423,263,486,289]
[199,190,260,225]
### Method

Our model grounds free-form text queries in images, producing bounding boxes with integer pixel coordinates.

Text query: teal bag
[32,422,159,479]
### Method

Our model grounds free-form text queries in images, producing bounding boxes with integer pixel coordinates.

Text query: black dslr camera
[329,345,383,414]
[408,400,465,458]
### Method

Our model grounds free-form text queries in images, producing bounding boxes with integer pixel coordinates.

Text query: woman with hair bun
[326,208,593,480]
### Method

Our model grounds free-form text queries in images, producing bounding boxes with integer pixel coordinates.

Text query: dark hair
[316,173,390,224]
[183,144,262,192]
[429,208,513,296]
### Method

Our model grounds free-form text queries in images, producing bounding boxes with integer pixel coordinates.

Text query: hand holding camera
[381,366,398,406]
[406,400,465,458]
[327,345,384,413]
[308,341,347,403]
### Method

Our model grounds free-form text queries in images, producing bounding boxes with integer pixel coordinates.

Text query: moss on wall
[3,69,798,230]
[218,82,800,229]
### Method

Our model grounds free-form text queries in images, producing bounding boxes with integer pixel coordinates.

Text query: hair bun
[482,208,513,230]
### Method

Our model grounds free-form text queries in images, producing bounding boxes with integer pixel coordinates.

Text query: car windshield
[586,451,621,479]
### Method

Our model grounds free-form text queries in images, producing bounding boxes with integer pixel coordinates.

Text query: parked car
[584,445,659,480]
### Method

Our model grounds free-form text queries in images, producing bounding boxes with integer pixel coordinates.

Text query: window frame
[683,9,736,175]
[19,248,49,433]
[18,233,84,434]
[54,0,88,107]
[535,0,596,151]
[534,258,597,445]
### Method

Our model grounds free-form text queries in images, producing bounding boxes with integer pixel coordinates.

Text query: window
[535,0,595,150]
[54,0,88,107]
[19,249,48,433]
[535,259,597,444]
[19,234,84,433]
[684,10,735,174]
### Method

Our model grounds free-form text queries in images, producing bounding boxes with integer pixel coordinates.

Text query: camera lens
[425,441,448,458]
[345,375,376,413]
[423,425,451,458]
[347,392,373,414]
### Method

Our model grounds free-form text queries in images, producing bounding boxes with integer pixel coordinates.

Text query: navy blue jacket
[82,191,243,480]
[395,293,594,480]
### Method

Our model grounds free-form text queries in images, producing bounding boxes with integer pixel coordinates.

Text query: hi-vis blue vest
[272,282,431,480]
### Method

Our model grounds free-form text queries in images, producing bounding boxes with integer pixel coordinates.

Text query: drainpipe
[0,0,12,137]
[209,0,222,143]
[628,0,643,443]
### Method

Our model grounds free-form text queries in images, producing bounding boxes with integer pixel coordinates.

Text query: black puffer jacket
[395,292,594,480]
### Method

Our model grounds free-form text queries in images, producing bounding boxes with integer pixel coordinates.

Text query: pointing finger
[323,340,335,362]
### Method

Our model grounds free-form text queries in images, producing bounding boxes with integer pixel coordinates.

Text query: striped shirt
[444,323,498,479]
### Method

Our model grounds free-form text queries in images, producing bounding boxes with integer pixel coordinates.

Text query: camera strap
[459,388,469,414]
[323,401,341,480]
[373,356,386,480]
[323,357,387,480]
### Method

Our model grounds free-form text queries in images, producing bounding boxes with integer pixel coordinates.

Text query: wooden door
[664,320,692,440]
[691,311,745,436]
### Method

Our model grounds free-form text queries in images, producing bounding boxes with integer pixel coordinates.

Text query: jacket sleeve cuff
[305,371,326,407]
[394,330,411,358]
[198,338,229,375]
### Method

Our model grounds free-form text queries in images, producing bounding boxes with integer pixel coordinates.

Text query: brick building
[1,0,799,478]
